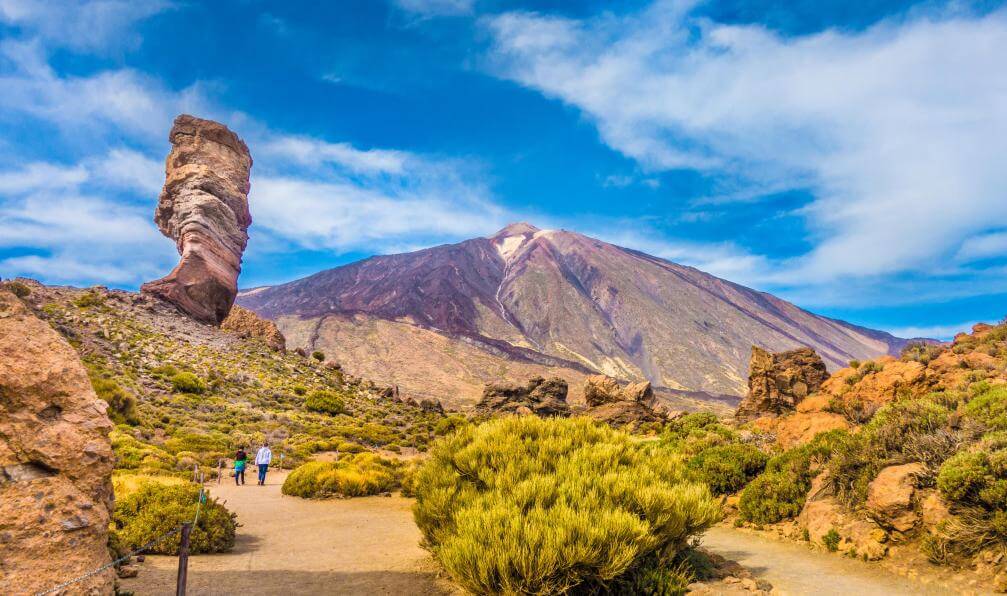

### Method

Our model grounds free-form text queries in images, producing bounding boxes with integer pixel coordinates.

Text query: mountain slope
[238,223,908,407]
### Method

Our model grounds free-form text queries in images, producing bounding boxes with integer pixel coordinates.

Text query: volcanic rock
[0,289,115,595]
[736,347,829,419]
[476,376,570,417]
[581,375,665,428]
[583,374,656,407]
[142,114,253,325]
[866,463,925,533]
[221,305,286,350]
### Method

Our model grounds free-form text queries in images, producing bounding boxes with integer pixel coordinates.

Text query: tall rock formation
[0,289,115,595]
[736,346,829,419]
[142,114,252,325]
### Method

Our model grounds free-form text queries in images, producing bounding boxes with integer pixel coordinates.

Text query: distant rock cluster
[142,114,253,325]
[221,305,286,351]
[475,374,667,428]
[0,288,115,595]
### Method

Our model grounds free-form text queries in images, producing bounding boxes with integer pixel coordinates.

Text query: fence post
[217,459,222,484]
[176,522,191,596]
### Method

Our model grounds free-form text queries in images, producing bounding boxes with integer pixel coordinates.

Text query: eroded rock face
[0,289,115,595]
[221,305,286,350]
[477,376,570,417]
[142,114,252,325]
[581,375,664,428]
[866,463,925,534]
[583,374,656,407]
[736,347,829,420]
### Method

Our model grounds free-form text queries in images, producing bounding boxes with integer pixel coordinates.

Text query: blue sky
[1,0,1006,339]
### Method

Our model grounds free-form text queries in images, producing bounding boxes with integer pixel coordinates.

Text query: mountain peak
[491,222,540,239]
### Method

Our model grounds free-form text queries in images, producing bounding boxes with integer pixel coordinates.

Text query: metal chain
[35,526,183,595]
[35,487,208,596]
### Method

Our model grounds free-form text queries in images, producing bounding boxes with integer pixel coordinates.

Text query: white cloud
[0,0,172,52]
[485,4,1007,285]
[392,0,473,18]
[956,231,1007,262]
[258,136,409,175]
[0,39,209,142]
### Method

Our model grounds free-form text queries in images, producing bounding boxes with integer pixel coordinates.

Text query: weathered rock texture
[221,305,286,351]
[0,289,115,595]
[476,376,571,417]
[582,375,666,428]
[142,114,252,325]
[866,463,925,534]
[736,347,829,419]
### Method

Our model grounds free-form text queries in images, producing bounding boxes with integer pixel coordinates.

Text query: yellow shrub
[282,453,400,498]
[412,416,721,594]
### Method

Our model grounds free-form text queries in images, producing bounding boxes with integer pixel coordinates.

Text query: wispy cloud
[885,321,977,341]
[485,3,1007,288]
[391,0,474,18]
[0,0,172,52]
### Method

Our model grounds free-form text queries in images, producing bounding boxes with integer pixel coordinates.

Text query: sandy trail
[702,526,984,595]
[119,470,455,596]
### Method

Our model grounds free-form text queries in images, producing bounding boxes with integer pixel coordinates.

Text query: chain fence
[34,485,207,596]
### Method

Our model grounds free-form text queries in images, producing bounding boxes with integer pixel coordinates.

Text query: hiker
[234,446,248,485]
[255,442,272,485]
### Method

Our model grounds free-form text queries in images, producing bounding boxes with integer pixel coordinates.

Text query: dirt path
[119,471,456,595]
[702,526,986,595]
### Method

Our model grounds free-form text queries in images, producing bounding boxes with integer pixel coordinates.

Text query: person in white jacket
[255,442,273,485]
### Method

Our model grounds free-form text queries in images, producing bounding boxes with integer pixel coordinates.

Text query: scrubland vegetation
[412,416,721,594]
[282,453,400,498]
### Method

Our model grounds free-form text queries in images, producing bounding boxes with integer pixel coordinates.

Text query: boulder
[477,376,570,417]
[583,374,656,407]
[799,473,888,560]
[865,463,925,534]
[221,305,286,350]
[142,114,253,325]
[418,398,445,415]
[919,490,952,529]
[736,347,829,420]
[773,411,851,449]
[0,289,115,595]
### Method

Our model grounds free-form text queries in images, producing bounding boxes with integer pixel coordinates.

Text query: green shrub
[662,412,737,456]
[901,341,945,365]
[3,281,31,298]
[412,416,721,595]
[292,385,307,396]
[434,414,468,436]
[848,359,860,369]
[688,443,768,495]
[112,481,235,554]
[282,453,399,498]
[73,291,105,308]
[823,528,841,552]
[964,386,1007,431]
[312,350,325,362]
[170,372,206,394]
[740,430,850,523]
[305,390,346,415]
[86,366,139,425]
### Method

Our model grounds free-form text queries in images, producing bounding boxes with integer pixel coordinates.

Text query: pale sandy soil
[119,470,457,596]
[703,526,990,595]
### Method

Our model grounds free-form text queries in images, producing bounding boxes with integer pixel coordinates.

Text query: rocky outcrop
[221,305,286,350]
[0,289,115,595]
[476,376,570,417]
[581,375,665,428]
[142,114,253,325]
[799,472,888,560]
[583,374,656,408]
[866,463,925,534]
[736,347,829,420]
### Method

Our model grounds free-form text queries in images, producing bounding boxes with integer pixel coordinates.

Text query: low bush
[282,453,399,498]
[412,416,721,594]
[740,430,849,523]
[87,365,139,425]
[901,341,945,365]
[312,350,325,362]
[112,481,236,554]
[305,390,346,415]
[964,386,1007,431]
[823,528,841,552]
[662,412,737,456]
[170,372,206,394]
[73,291,105,308]
[3,280,31,298]
[688,443,768,495]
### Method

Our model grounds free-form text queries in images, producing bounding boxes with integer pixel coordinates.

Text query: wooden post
[217,459,222,485]
[176,522,191,596]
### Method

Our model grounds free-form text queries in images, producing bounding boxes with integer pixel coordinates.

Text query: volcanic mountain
[238,223,909,409]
